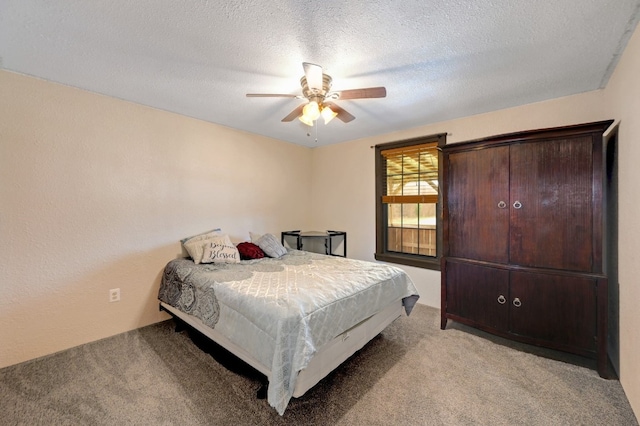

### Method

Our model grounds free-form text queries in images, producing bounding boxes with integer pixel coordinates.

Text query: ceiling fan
[246,62,386,126]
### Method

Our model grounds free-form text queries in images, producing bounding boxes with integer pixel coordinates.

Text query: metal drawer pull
[513,201,522,209]
[497,201,507,209]
[497,295,506,304]
[513,298,522,307]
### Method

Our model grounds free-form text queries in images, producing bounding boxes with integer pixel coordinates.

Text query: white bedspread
[159,250,419,415]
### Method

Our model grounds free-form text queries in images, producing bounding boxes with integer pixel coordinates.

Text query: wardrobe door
[509,270,598,353]
[444,260,509,331]
[447,146,510,263]
[509,137,594,272]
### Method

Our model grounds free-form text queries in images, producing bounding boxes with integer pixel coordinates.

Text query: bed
[158,248,419,415]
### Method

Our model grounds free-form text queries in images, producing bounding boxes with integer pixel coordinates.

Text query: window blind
[381,142,439,204]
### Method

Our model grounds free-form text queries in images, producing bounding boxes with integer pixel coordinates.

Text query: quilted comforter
[158,249,419,415]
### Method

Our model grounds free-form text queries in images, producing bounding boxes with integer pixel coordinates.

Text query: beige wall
[0,70,312,369]
[603,23,640,418]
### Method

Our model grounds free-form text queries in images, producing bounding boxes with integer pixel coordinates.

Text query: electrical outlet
[109,288,120,302]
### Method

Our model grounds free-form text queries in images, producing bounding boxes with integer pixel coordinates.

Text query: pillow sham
[180,228,222,245]
[184,234,232,264]
[256,233,287,258]
[236,242,266,260]
[201,242,240,264]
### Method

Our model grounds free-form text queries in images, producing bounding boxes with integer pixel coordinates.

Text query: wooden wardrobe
[440,120,614,378]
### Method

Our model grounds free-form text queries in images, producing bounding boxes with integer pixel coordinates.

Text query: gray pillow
[256,233,287,258]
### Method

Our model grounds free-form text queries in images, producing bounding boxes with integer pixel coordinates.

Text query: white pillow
[201,242,240,264]
[255,233,287,258]
[184,234,232,264]
[181,228,222,245]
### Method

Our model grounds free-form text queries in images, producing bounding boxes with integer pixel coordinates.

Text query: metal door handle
[497,201,507,209]
[513,201,522,209]
[497,295,506,304]
[513,297,522,307]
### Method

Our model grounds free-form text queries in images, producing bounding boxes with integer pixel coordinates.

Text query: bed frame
[159,299,403,397]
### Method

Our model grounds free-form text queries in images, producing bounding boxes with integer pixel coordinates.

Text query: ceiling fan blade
[336,86,387,100]
[302,62,323,92]
[324,102,355,123]
[246,93,298,98]
[281,104,305,122]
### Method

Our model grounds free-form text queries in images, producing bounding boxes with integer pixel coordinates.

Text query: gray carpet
[1,304,637,425]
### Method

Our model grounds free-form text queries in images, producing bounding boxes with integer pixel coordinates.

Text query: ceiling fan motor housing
[300,74,333,101]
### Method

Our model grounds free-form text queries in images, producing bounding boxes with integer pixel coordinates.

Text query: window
[375,133,446,270]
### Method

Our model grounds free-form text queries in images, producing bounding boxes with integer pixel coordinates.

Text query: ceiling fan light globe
[321,106,337,124]
[302,101,321,120]
[299,114,315,127]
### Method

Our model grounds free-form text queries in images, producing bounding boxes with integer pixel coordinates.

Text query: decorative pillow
[201,242,240,264]
[184,234,232,264]
[236,242,266,260]
[249,231,263,243]
[255,233,287,258]
[180,228,222,245]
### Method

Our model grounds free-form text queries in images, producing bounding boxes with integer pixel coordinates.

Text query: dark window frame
[374,133,447,271]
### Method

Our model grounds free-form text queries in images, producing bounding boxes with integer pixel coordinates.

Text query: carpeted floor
[1,304,637,425]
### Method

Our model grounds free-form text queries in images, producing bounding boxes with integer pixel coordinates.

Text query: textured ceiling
[1,1,639,147]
